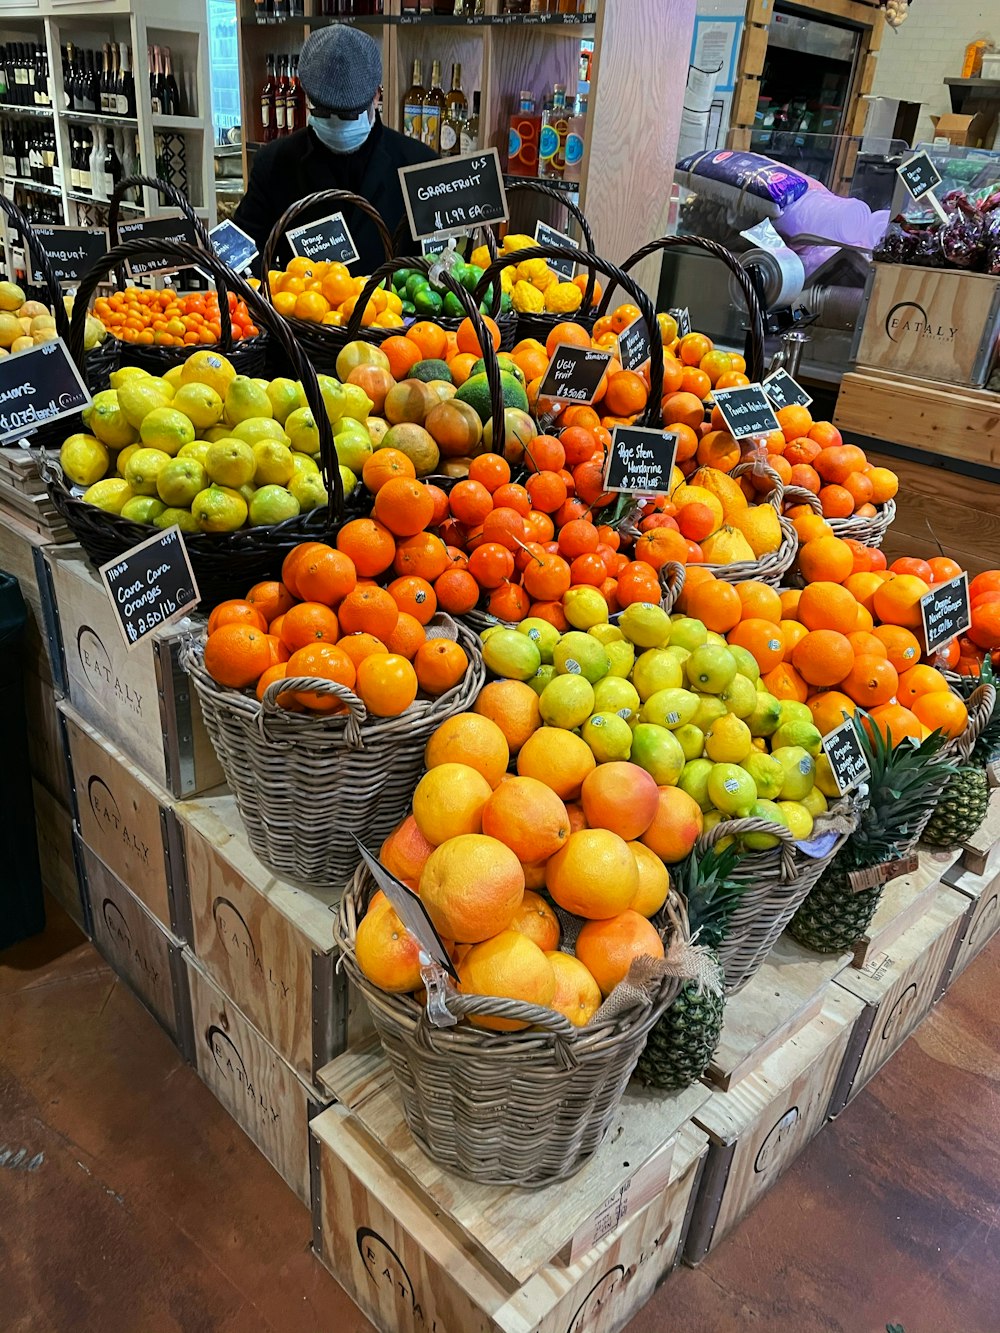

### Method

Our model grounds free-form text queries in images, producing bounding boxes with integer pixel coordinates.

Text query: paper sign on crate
[29,224,109,287]
[763,368,812,411]
[99,526,201,649]
[118,213,199,279]
[534,220,577,277]
[617,316,651,373]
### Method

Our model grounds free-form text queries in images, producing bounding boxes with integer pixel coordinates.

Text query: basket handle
[697,815,799,880]
[260,675,368,746]
[0,192,74,344]
[473,244,664,426]
[783,484,823,515]
[391,217,501,265]
[954,681,997,762]
[730,459,783,514]
[70,238,343,520]
[658,560,686,613]
[597,235,767,384]
[259,189,394,301]
[502,180,598,309]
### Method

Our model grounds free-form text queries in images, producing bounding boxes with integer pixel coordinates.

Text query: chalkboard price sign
[617,315,651,373]
[763,368,812,411]
[822,717,871,797]
[604,425,678,496]
[287,210,360,266]
[422,233,466,259]
[669,307,692,337]
[0,338,91,443]
[399,148,508,241]
[920,572,971,655]
[30,224,109,286]
[711,384,781,439]
[534,220,577,277]
[536,344,611,405]
[118,213,199,278]
[208,218,258,273]
[99,526,201,649]
[355,839,457,981]
[896,151,942,202]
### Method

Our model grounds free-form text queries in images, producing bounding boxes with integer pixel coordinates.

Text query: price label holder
[896,151,948,224]
[533,220,578,278]
[287,210,360,267]
[399,147,507,242]
[604,425,678,496]
[711,383,781,440]
[920,572,971,655]
[422,233,467,259]
[669,307,691,337]
[118,212,200,279]
[821,717,871,797]
[29,224,109,287]
[99,526,201,650]
[208,218,258,274]
[762,367,812,411]
[617,315,651,373]
[536,344,611,406]
[0,338,91,442]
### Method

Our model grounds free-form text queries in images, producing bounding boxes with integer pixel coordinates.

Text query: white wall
[871,1,997,144]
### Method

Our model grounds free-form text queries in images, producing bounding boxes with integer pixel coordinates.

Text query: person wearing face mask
[234,25,436,272]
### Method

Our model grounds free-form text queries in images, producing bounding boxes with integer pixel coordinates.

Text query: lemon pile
[60,350,382,534]
[480,594,834,849]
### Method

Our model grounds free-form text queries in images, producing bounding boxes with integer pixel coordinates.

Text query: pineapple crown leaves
[672,843,747,954]
[956,659,1000,764]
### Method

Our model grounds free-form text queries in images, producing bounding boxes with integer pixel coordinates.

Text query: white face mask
[310,107,373,154]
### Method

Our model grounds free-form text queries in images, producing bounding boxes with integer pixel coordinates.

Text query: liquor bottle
[402,60,424,143]
[259,54,276,142]
[285,54,304,134]
[89,126,105,198]
[440,62,466,156]
[273,0,290,21]
[562,93,586,183]
[99,44,112,114]
[149,46,161,114]
[118,44,136,117]
[508,91,539,176]
[460,89,480,154]
[274,55,288,136]
[538,83,568,178]
[421,60,445,152]
[162,47,181,115]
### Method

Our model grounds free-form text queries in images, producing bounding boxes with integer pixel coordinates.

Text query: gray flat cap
[299,24,382,116]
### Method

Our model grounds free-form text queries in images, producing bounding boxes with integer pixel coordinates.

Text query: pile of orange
[93,289,259,347]
[266,257,405,330]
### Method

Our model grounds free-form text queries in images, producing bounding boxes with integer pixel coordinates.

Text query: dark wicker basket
[502,180,600,343]
[106,175,267,377]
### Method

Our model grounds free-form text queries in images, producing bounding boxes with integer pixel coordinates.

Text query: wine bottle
[421,60,445,152]
[2,123,15,179]
[162,46,180,115]
[460,90,480,154]
[85,49,100,113]
[79,130,92,192]
[69,128,81,189]
[37,45,49,108]
[99,44,111,114]
[103,124,122,195]
[285,54,304,135]
[260,53,276,143]
[148,46,161,115]
[28,43,38,107]
[274,55,288,137]
[89,126,105,198]
[118,45,135,117]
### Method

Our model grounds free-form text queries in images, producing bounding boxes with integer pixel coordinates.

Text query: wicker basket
[336,866,693,1185]
[181,616,485,889]
[828,499,896,548]
[501,181,600,342]
[43,237,351,607]
[700,461,798,587]
[106,176,266,377]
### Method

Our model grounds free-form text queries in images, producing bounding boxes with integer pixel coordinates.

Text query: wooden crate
[828,885,969,1117]
[941,862,1000,987]
[958,788,1000,878]
[22,665,72,811]
[311,1049,711,1333]
[60,702,185,936]
[683,988,865,1264]
[707,934,851,1091]
[40,546,224,799]
[79,836,191,1055]
[186,952,327,1206]
[853,264,1000,388]
[175,792,370,1085]
[851,847,962,970]
[0,504,60,687]
[33,779,86,932]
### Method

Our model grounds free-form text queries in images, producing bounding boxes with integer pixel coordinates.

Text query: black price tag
[711,383,780,439]
[0,338,91,442]
[208,218,258,273]
[355,840,458,980]
[762,367,812,411]
[99,526,201,650]
[399,148,508,241]
[822,718,871,797]
[287,210,360,267]
[896,151,942,202]
[604,425,678,496]
[536,344,611,405]
[533,220,577,278]
[617,315,651,373]
[920,572,971,655]
[118,212,199,278]
[30,224,109,287]
[669,307,691,337]
[421,233,466,259]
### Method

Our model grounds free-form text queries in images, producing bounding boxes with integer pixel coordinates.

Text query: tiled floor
[2,899,998,1333]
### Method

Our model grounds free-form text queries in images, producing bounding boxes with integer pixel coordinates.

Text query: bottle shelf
[0,104,54,121]
[65,189,143,211]
[3,176,62,198]
[64,111,139,129]
[243,10,595,28]
[151,113,203,130]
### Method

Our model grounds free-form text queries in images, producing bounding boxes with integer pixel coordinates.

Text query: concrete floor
[2,899,998,1333]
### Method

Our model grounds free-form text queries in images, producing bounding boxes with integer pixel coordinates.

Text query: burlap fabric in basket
[180,615,484,890]
[337,868,715,1186]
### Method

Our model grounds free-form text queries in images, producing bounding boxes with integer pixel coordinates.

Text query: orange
[843,472,873,509]
[264,635,289,667]
[679,366,711,400]
[434,568,480,616]
[386,612,427,660]
[635,527,688,571]
[866,702,923,747]
[421,835,525,944]
[245,580,296,625]
[628,841,671,918]
[338,586,399,642]
[927,557,963,584]
[204,623,273,689]
[580,762,659,841]
[336,517,396,577]
[729,618,786,672]
[393,532,450,583]
[355,652,418,717]
[762,662,809,703]
[339,632,388,668]
[775,404,813,441]
[575,910,665,998]
[207,599,268,635]
[279,602,340,652]
[380,814,435,883]
[873,574,930,629]
[793,514,834,544]
[797,582,859,635]
[255,663,294,707]
[844,572,884,612]
[285,642,357,713]
[373,477,435,537]
[868,467,899,505]
[457,930,555,1031]
[517,726,596,800]
[388,575,437,625]
[546,828,639,920]
[362,447,416,494]
[545,321,592,358]
[294,548,357,606]
[356,897,442,994]
[873,625,922,672]
[696,429,740,473]
[481,775,571,863]
[412,762,492,845]
[546,952,602,1027]
[659,391,704,432]
[699,349,733,385]
[808,690,856,736]
[736,581,782,623]
[912,691,968,739]
[448,351,479,387]
[897,664,949,705]
[819,485,855,519]
[814,444,867,484]
[677,332,712,366]
[425,712,510,788]
[808,421,842,449]
[640,786,704,863]
[456,314,501,357]
[509,889,562,952]
[604,369,649,416]
[789,464,821,494]
[841,654,898,707]
[414,638,468,694]
[511,342,549,385]
[407,320,448,361]
[848,630,887,660]
[779,588,802,619]
[473,680,541,755]
[798,536,854,585]
[780,619,808,660]
[687,579,742,633]
[792,630,854,688]
[380,334,423,380]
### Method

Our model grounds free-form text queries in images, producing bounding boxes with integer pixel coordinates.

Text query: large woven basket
[336,867,692,1186]
[502,180,600,342]
[182,616,485,889]
[828,499,896,548]
[700,460,798,587]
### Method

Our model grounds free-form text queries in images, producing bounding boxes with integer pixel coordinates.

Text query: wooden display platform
[942,862,1000,987]
[0,451,72,542]
[851,847,963,970]
[958,788,1000,878]
[34,780,86,932]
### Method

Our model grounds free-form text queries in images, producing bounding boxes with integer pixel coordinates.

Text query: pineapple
[921,766,989,846]
[789,717,956,955]
[634,847,739,1091]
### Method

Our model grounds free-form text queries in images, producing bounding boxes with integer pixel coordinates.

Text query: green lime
[462,263,483,292]
[413,289,443,317]
[405,273,430,300]
[443,291,466,319]
[401,301,416,317]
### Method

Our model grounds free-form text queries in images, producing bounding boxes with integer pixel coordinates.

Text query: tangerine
[207,599,268,635]
[434,568,480,615]
[575,910,665,997]
[204,623,273,689]
[729,618,786,672]
[911,691,968,738]
[338,586,399,641]
[336,518,396,576]
[294,548,358,606]
[285,642,357,712]
[362,448,416,494]
[245,581,296,625]
[373,476,435,537]
[279,602,340,652]
[386,612,427,660]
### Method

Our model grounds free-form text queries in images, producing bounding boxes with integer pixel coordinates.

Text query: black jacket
[234,118,436,274]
